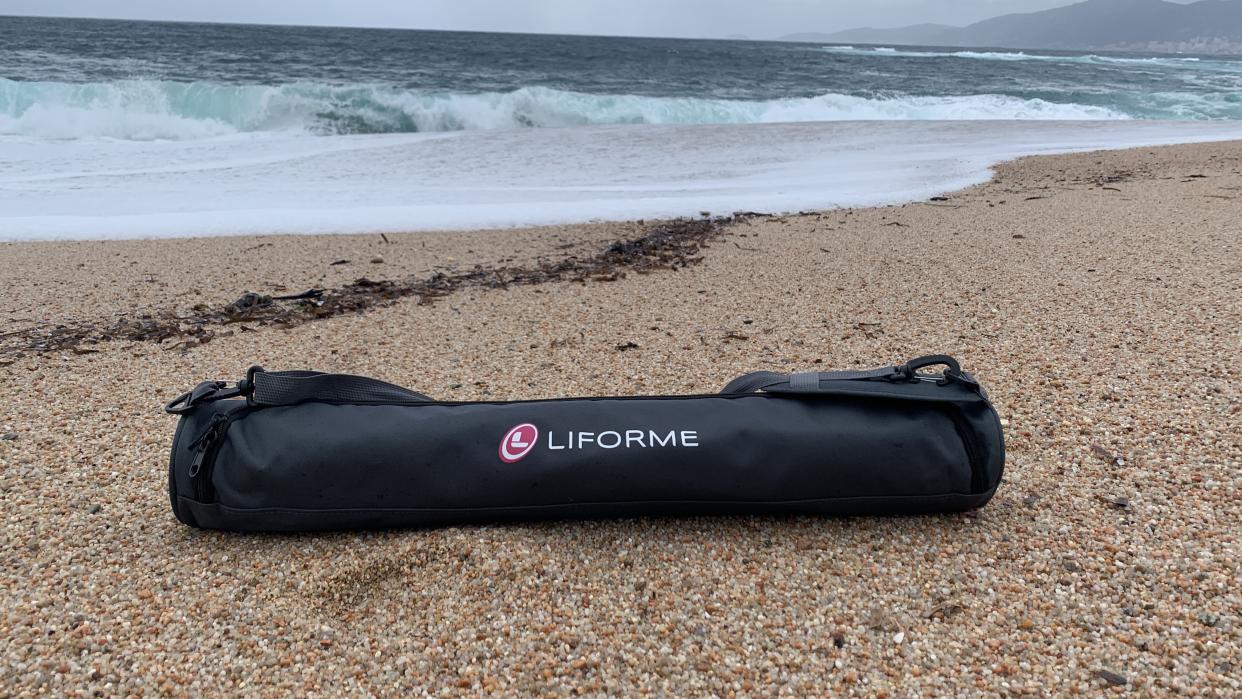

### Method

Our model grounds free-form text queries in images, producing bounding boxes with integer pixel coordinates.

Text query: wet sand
[1,141,1239,695]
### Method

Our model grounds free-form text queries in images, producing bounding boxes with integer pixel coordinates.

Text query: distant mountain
[779,0,1242,54]
[780,23,953,46]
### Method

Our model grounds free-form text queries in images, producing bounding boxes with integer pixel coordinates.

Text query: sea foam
[0,78,1134,141]
[3,120,1240,240]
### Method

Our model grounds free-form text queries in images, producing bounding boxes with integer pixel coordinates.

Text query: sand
[1,140,1239,696]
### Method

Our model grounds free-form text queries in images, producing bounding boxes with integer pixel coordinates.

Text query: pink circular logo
[499,423,538,463]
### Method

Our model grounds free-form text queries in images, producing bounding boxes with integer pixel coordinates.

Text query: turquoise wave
[2,77,1238,141]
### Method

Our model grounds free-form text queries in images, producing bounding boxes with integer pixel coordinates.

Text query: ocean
[2,15,1241,240]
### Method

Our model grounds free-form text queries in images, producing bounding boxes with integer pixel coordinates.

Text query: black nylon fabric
[167,361,1005,531]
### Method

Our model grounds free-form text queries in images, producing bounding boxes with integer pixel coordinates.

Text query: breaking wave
[0,78,1141,141]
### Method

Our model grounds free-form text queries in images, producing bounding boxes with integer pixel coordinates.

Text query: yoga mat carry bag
[164,355,1004,531]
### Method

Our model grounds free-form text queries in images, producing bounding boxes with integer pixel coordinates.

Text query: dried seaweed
[2,215,758,358]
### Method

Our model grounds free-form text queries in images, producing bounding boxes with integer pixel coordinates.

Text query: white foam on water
[0,78,1135,142]
[1,120,1240,240]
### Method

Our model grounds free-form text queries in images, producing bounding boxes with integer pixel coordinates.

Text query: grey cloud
[0,0,1202,39]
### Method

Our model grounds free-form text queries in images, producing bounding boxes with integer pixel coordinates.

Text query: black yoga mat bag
[164,355,1004,531]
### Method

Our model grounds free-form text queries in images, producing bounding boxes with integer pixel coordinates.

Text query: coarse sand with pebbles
[1,141,1239,696]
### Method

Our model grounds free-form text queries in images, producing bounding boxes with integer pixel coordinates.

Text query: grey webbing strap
[720,365,900,394]
[788,372,821,391]
[248,369,432,406]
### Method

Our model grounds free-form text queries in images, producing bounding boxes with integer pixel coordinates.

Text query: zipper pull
[188,414,228,478]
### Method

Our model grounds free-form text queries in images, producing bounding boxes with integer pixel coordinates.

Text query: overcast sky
[0,0,1202,39]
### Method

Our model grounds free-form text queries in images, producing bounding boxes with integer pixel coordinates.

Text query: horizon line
[0,12,809,43]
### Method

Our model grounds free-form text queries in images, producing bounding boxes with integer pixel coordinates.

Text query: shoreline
[2,138,1242,332]
[2,140,1239,694]
[5,120,1242,242]
[3,137,1241,338]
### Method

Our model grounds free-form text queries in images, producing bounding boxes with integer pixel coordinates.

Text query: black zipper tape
[945,405,987,494]
[167,412,188,523]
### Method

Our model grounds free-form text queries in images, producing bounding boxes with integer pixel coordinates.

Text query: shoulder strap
[166,356,967,413]
[247,368,432,406]
[721,355,969,394]
[720,365,902,394]
[163,366,434,414]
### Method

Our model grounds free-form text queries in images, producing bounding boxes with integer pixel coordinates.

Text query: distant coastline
[778,0,1242,56]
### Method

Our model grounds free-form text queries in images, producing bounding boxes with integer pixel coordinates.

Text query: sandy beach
[1,140,1239,695]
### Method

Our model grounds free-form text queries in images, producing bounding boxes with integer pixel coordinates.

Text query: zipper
[247,378,971,409]
[188,413,233,502]
[944,405,986,493]
[167,412,188,520]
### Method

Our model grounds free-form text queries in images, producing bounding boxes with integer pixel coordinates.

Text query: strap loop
[901,354,961,381]
[164,380,243,414]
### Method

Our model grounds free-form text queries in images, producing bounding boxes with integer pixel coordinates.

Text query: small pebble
[1093,669,1128,686]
